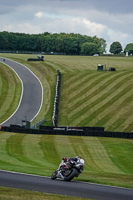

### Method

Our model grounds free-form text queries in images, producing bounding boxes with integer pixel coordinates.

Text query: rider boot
[57,171,64,179]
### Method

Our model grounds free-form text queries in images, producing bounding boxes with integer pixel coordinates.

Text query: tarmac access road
[0,57,43,126]
[0,170,133,200]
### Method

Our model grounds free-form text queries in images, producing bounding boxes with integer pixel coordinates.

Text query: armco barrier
[1,126,133,139]
[27,58,44,61]
[52,70,61,127]
[39,126,104,132]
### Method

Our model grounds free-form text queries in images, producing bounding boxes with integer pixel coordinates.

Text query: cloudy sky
[0,0,133,52]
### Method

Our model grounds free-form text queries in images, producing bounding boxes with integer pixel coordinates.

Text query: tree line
[110,41,133,55]
[0,31,106,55]
[0,31,132,55]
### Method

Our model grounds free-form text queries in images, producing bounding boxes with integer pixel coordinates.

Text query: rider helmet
[76,156,81,159]
[63,157,67,162]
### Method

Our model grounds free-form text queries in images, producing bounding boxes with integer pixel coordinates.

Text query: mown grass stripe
[106,95,133,132]
[64,70,89,87]
[0,74,20,122]
[100,137,133,174]
[68,136,123,173]
[44,61,60,73]
[0,74,2,95]
[113,110,133,132]
[0,133,28,167]
[0,64,22,123]
[68,72,110,101]
[46,60,70,73]
[68,72,99,93]
[69,72,132,120]
[68,71,128,111]
[0,65,9,110]
[124,122,133,133]
[39,135,60,168]
[84,137,124,173]
[76,82,133,128]
[6,134,35,166]
[53,135,76,159]
[94,92,133,131]
[22,134,47,167]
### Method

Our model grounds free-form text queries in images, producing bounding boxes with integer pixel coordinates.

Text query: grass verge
[0,62,22,124]
[0,187,90,200]
[0,132,133,189]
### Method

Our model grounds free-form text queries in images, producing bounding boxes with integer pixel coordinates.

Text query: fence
[1,125,133,139]
[52,70,61,127]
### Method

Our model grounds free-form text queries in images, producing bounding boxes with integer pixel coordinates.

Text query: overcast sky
[0,0,133,52]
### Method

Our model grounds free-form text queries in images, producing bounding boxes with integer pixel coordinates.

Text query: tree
[124,43,133,55]
[0,31,106,54]
[98,38,106,54]
[81,42,98,55]
[109,41,122,54]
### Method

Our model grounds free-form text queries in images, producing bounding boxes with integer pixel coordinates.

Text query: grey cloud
[1,0,133,14]
[0,0,133,50]
[85,0,133,14]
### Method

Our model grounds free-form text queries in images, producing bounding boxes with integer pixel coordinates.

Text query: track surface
[0,171,133,200]
[0,57,43,126]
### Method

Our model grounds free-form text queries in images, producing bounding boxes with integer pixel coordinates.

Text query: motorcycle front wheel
[51,171,57,180]
[64,168,78,181]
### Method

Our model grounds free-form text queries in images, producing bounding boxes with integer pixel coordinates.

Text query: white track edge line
[0,57,43,124]
[0,169,133,191]
[0,60,24,125]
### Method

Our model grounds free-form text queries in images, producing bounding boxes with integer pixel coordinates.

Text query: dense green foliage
[124,43,133,55]
[109,41,123,54]
[81,42,98,55]
[0,31,106,55]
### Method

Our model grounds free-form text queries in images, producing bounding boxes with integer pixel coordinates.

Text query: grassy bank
[0,62,22,124]
[0,187,89,200]
[0,54,133,131]
[0,132,133,189]
[0,54,133,191]
[0,54,56,126]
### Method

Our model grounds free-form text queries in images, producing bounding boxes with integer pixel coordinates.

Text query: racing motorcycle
[51,160,83,181]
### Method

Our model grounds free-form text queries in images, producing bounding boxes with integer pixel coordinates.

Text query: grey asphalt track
[0,170,133,200]
[0,57,43,126]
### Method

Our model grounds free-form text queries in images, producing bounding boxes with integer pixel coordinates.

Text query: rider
[57,156,85,179]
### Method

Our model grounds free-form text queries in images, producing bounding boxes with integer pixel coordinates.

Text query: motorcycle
[51,160,83,181]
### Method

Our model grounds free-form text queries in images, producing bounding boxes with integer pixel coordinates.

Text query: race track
[0,57,43,126]
[0,170,133,200]
[0,57,133,200]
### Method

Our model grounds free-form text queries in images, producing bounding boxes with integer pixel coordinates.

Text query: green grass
[0,54,133,191]
[0,62,22,124]
[0,54,133,200]
[0,54,133,131]
[0,54,56,126]
[0,132,133,189]
[0,187,90,200]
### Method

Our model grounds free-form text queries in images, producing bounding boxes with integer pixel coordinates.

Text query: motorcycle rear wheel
[64,168,78,181]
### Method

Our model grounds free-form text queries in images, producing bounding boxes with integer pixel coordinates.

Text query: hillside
[0,132,133,188]
[0,54,133,132]
[0,54,133,189]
